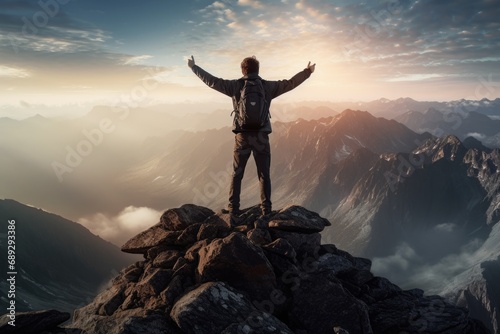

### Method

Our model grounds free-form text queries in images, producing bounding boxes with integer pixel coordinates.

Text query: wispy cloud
[0,65,30,78]
[238,0,264,9]
[1,0,499,106]
[385,73,443,82]
[122,55,153,65]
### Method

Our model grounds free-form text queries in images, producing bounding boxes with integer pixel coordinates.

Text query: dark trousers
[229,132,271,213]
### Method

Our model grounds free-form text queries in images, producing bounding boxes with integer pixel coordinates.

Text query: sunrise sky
[1,0,499,114]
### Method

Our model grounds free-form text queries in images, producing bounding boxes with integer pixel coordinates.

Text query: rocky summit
[2,204,490,334]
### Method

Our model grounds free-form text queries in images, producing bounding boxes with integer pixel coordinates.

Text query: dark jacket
[191,65,312,133]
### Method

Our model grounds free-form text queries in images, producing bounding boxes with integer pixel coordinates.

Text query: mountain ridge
[0,199,137,313]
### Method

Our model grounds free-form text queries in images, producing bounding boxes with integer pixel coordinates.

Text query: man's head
[241,56,259,75]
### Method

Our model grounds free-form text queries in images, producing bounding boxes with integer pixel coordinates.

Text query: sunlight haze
[1,0,499,118]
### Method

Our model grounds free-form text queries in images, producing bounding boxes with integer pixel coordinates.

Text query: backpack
[233,78,269,130]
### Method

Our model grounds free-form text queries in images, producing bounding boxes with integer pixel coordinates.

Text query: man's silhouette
[188,55,315,216]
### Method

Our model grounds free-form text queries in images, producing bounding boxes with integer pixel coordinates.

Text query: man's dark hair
[241,56,259,75]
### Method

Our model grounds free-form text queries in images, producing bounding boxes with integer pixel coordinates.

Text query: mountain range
[96,108,500,332]
[0,199,137,313]
[1,98,499,331]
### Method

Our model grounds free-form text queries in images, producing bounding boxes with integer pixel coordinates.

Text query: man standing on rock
[188,55,315,216]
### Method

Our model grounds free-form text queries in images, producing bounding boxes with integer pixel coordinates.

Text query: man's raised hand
[307,61,316,73]
[188,55,195,69]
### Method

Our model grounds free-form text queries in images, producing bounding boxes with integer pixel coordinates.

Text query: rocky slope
[311,135,500,332]
[323,135,497,258]
[2,204,490,333]
[0,199,137,313]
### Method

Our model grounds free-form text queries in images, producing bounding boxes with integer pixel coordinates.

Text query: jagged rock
[197,232,277,301]
[161,204,214,231]
[136,267,173,297]
[262,238,297,262]
[65,203,490,334]
[247,227,273,245]
[0,309,70,334]
[201,213,232,228]
[121,204,214,254]
[98,285,126,316]
[220,310,294,333]
[176,223,203,246]
[184,239,210,262]
[170,282,292,334]
[289,273,373,334]
[153,250,183,268]
[197,223,232,241]
[73,308,180,334]
[270,229,321,256]
[268,205,331,233]
[117,261,144,284]
[121,224,180,254]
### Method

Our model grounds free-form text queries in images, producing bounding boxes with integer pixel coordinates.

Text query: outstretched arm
[307,61,316,73]
[188,55,195,69]
[187,55,239,97]
[269,61,316,99]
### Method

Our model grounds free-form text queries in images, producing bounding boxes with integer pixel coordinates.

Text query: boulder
[171,282,292,334]
[73,308,180,334]
[64,203,490,334]
[268,205,331,233]
[289,273,373,334]
[270,229,321,257]
[197,232,277,301]
[160,204,214,231]
[121,224,180,254]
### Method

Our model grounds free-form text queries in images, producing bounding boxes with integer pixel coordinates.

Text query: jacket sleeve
[191,65,239,97]
[268,68,312,99]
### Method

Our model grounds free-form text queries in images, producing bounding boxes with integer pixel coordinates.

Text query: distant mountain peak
[415,135,467,162]
[336,109,373,120]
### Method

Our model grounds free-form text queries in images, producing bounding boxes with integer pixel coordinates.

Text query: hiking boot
[261,207,272,216]
[222,208,241,215]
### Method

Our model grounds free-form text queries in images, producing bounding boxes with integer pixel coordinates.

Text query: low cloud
[372,242,419,273]
[467,132,486,140]
[434,223,456,233]
[78,206,162,246]
[372,222,500,296]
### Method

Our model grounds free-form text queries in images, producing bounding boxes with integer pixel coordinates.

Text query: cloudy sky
[1,0,499,113]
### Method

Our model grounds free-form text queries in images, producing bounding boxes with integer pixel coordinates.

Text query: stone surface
[121,224,179,254]
[171,282,292,334]
[160,204,214,231]
[268,205,331,233]
[289,273,373,334]
[0,309,70,334]
[62,203,489,334]
[197,232,277,301]
[73,308,180,334]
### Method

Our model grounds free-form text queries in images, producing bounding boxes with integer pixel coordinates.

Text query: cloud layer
[78,206,162,246]
[1,0,499,108]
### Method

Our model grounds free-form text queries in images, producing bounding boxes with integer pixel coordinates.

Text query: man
[188,55,315,216]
